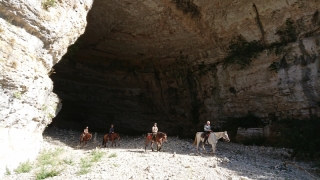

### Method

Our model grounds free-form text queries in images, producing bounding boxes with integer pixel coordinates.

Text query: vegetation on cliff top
[223,18,298,70]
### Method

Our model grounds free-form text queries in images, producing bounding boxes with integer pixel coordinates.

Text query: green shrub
[267,18,297,56]
[13,91,22,99]
[37,148,64,166]
[63,158,74,166]
[223,35,264,69]
[268,61,280,72]
[223,18,298,70]
[42,0,56,10]
[14,160,32,174]
[77,158,92,175]
[77,149,105,175]
[108,153,117,158]
[275,18,297,45]
[5,166,11,175]
[91,149,104,162]
[36,167,61,180]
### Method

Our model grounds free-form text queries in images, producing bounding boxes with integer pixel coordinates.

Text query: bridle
[222,133,230,142]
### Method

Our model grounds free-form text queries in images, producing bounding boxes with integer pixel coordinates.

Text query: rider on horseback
[152,123,158,141]
[109,124,114,139]
[204,121,212,144]
[82,126,89,138]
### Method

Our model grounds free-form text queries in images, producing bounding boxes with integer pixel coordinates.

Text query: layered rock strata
[0,0,93,176]
[52,0,320,137]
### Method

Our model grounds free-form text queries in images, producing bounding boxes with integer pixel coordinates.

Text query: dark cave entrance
[48,40,202,138]
[48,0,213,138]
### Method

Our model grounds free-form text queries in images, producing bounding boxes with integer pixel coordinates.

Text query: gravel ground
[2,127,319,180]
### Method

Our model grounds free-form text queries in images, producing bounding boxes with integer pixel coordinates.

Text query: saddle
[201,133,210,138]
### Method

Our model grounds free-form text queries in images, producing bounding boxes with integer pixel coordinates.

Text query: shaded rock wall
[0,0,93,176]
[52,0,320,137]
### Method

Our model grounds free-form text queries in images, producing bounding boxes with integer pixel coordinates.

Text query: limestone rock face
[0,0,93,176]
[51,0,320,137]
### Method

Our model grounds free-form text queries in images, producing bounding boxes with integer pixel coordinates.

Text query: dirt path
[2,127,319,180]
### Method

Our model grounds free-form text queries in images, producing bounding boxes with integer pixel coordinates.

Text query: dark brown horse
[145,132,167,152]
[79,132,92,148]
[102,133,120,147]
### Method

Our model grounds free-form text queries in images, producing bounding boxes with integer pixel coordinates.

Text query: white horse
[193,131,230,154]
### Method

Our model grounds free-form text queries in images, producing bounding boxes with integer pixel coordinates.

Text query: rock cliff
[1,0,320,176]
[0,0,93,176]
[51,0,320,136]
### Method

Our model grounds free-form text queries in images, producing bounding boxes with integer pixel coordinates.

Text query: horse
[193,131,230,154]
[102,133,120,147]
[79,132,92,148]
[145,132,167,152]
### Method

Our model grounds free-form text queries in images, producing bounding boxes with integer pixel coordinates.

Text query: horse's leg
[211,143,216,154]
[195,136,199,153]
[156,142,159,151]
[158,142,162,151]
[145,140,148,152]
[201,139,206,153]
[151,141,154,151]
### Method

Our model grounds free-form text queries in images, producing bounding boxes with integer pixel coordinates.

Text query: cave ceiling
[78,0,230,63]
[50,0,320,136]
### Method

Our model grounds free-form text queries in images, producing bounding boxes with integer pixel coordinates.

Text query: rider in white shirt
[152,123,158,140]
[204,121,211,144]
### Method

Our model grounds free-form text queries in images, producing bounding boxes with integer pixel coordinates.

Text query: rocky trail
[2,127,319,180]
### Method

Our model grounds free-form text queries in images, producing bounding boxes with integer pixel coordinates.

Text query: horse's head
[158,132,167,142]
[116,133,120,140]
[222,131,230,142]
[85,133,92,140]
[163,134,167,142]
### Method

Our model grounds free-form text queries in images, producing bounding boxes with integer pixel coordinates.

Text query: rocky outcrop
[1,0,320,175]
[51,0,320,137]
[0,0,93,176]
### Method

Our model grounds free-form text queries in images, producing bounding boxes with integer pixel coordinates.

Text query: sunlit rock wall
[0,0,93,176]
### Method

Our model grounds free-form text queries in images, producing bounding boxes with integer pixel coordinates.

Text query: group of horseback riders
[82,124,114,139]
[82,121,211,143]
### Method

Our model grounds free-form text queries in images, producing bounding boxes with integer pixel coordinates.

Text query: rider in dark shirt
[109,124,114,139]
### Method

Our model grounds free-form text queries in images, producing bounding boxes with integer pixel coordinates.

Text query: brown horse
[145,132,167,152]
[79,132,92,148]
[102,133,120,147]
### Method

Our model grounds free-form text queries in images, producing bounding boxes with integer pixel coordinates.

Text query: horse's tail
[193,134,197,145]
